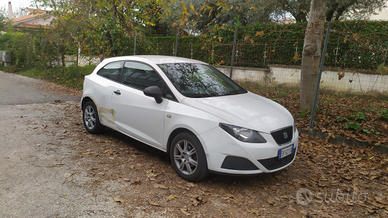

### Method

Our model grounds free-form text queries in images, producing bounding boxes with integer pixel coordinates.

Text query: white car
[81,55,298,182]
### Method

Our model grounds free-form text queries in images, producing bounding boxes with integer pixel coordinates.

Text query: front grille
[271,126,293,145]
[258,149,296,170]
[221,156,259,170]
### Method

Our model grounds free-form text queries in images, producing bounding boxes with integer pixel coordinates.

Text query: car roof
[104,55,207,65]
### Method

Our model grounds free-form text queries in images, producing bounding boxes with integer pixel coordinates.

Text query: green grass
[17,65,95,90]
[279,92,288,98]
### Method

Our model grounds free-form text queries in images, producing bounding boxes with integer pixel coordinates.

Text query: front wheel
[83,101,105,134]
[170,132,209,182]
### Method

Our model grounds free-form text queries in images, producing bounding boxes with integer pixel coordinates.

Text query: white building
[7,1,54,29]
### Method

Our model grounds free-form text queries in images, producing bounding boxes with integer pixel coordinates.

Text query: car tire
[83,101,105,134]
[170,132,209,182]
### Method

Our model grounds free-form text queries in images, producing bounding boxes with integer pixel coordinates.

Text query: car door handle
[114,90,121,95]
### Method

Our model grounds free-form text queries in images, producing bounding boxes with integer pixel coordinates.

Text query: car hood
[181,92,294,133]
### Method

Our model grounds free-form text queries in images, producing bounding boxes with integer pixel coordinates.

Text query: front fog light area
[219,123,267,143]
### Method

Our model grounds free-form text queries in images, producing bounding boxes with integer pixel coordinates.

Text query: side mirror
[143,86,163,104]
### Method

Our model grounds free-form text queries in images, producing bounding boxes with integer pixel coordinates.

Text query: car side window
[97,61,124,83]
[122,61,177,101]
[122,62,163,89]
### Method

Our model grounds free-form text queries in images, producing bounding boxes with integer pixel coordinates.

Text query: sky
[2,0,35,18]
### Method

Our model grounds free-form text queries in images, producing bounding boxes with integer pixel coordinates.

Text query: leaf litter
[32,82,388,217]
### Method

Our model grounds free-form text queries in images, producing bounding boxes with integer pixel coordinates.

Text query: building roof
[11,8,53,29]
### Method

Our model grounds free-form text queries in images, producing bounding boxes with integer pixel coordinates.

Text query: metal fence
[3,24,388,100]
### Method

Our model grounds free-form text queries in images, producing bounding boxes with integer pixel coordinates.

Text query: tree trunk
[300,0,328,111]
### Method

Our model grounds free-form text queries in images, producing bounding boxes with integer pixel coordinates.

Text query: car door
[112,61,171,149]
[93,61,124,129]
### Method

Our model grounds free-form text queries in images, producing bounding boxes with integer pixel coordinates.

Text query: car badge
[283,132,288,139]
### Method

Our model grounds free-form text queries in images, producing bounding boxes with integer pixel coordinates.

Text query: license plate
[278,145,294,159]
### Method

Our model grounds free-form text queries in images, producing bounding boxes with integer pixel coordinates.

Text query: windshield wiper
[186,93,211,98]
[224,90,245,96]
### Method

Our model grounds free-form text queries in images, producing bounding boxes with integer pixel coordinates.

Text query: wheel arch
[81,97,94,110]
[167,128,197,154]
[81,97,106,134]
[168,128,209,181]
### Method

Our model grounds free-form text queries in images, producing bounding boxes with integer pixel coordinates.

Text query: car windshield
[157,63,247,98]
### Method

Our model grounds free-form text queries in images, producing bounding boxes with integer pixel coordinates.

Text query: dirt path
[0,71,387,217]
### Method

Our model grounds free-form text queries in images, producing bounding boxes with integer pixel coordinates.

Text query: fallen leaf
[267,198,276,205]
[338,71,345,80]
[191,196,205,206]
[375,196,388,205]
[180,208,191,216]
[252,209,260,215]
[130,180,141,185]
[255,31,264,37]
[225,193,234,198]
[186,182,197,188]
[167,195,178,201]
[149,201,160,206]
[288,205,297,212]
[342,201,354,206]
[159,184,168,189]
[114,196,124,203]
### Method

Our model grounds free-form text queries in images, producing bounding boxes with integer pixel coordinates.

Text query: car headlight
[219,123,267,143]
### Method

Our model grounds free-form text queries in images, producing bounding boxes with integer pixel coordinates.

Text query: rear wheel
[170,132,209,182]
[83,101,105,134]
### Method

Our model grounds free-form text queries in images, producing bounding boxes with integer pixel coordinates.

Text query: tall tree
[276,0,387,22]
[300,0,328,111]
[33,0,164,56]
[275,0,311,22]
[160,0,278,32]
[0,8,6,31]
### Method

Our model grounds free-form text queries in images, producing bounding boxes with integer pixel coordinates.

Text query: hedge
[1,20,387,71]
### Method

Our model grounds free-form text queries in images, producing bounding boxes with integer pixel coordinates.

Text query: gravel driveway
[1,71,387,218]
[0,71,126,217]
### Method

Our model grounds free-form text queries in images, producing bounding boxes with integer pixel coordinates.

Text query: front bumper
[198,127,299,175]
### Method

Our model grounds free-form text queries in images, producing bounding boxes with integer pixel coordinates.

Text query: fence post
[41,33,43,67]
[76,40,79,77]
[134,31,137,55]
[211,43,214,63]
[191,42,193,59]
[102,33,105,61]
[174,29,179,56]
[309,22,332,129]
[230,26,238,78]
[57,32,60,74]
